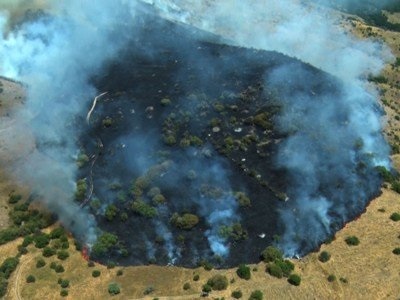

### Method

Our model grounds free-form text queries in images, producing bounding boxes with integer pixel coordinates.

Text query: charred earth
[71,8,384,267]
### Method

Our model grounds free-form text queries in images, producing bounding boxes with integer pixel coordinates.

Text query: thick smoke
[147,0,392,255]
[0,0,140,244]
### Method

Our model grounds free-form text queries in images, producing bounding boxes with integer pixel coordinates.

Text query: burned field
[68,10,385,268]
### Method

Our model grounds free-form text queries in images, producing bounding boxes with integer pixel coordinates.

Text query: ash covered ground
[75,9,383,267]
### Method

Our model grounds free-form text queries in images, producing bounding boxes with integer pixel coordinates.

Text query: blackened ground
[75,8,380,267]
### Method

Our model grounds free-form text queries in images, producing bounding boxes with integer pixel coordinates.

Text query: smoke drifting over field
[0,0,392,262]
[131,0,393,255]
[0,0,141,244]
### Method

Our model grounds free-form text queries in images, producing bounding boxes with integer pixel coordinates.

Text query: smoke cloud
[0,0,140,244]
[148,0,392,255]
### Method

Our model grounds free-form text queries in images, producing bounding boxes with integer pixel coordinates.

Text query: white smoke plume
[0,0,140,243]
[148,0,392,255]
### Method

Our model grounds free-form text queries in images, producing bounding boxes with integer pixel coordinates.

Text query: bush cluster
[207,274,228,291]
[345,236,360,246]
[236,264,251,280]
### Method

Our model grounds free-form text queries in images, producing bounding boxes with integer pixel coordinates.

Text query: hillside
[0,2,399,300]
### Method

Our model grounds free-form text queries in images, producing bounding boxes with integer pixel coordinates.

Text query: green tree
[92,270,101,277]
[274,259,294,277]
[91,233,118,257]
[105,204,118,221]
[345,236,360,246]
[108,282,120,295]
[288,274,301,286]
[390,212,400,221]
[318,251,331,262]
[236,264,251,280]
[36,258,46,268]
[26,275,35,283]
[207,274,228,291]
[0,276,8,297]
[49,227,66,239]
[34,234,50,249]
[57,250,69,261]
[232,289,243,299]
[55,264,65,273]
[266,263,283,278]
[60,279,69,288]
[202,284,212,293]
[261,246,282,262]
[170,213,199,230]
[249,290,263,300]
[0,257,19,278]
[42,247,56,257]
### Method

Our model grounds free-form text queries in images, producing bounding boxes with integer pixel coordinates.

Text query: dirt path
[9,256,33,300]
[130,294,201,300]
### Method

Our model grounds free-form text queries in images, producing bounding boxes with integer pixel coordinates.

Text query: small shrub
[207,274,228,291]
[202,284,212,293]
[160,98,171,106]
[8,194,22,204]
[42,247,56,257]
[231,290,243,299]
[275,259,294,277]
[236,264,251,280]
[36,258,46,268]
[249,290,263,300]
[87,261,95,267]
[261,246,282,262]
[183,282,191,290]
[57,250,69,260]
[170,213,199,230]
[318,251,331,263]
[117,269,123,276]
[34,234,50,249]
[60,279,69,288]
[60,289,68,297]
[288,274,301,286]
[55,264,65,273]
[266,263,283,278]
[92,270,101,277]
[22,236,34,247]
[18,246,28,255]
[390,212,400,222]
[49,227,66,239]
[108,282,120,295]
[144,286,155,295]
[131,200,158,218]
[391,182,400,194]
[339,277,348,283]
[26,275,35,283]
[102,117,114,128]
[234,192,251,207]
[49,262,57,269]
[193,274,199,281]
[0,257,20,279]
[345,236,360,246]
[199,260,213,271]
[105,204,118,221]
[392,248,400,255]
[327,274,336,282]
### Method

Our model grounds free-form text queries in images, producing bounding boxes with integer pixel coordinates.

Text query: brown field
[0,185,398,300]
